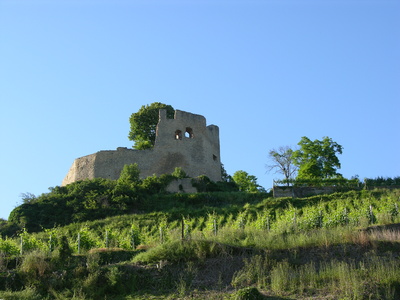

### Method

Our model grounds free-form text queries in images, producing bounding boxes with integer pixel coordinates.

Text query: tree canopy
[232,170,263,192]
[128,102,175,149]
[293,136,343,180]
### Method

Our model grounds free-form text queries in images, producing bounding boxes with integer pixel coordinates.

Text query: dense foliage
[128,102,175,149]
[274,176,400,188]
[293,136,343,179]
[364,176,400,187]
[1,188,400,299]
[232,170,264,192]
[4,189,400,253]
[6,171,241,234]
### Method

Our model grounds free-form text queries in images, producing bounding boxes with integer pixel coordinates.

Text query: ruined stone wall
[62,109,221,186]
[62,154,97,186]
[154,110,221,181]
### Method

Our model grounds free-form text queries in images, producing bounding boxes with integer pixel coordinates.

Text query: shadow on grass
[263,296,296,300]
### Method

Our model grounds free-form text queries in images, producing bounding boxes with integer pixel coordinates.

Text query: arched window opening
[213,154,217,161]
[185,127,194,138]
[175,130,182,140]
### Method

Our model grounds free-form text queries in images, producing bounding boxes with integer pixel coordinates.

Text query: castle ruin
[62,109,221,186]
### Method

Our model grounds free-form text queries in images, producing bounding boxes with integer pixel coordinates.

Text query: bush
[132,240,231,264]
[172,167,187,179]
[0,287,42,300]
[231,255,270,289]
[232,287,264,300]
[0,237,20,256]
[191,175,217,192]
[19,250,53,288]
[57,235,72,262]
[0,219,21,238]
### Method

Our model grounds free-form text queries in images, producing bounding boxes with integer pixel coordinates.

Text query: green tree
[128,102,175,149]
[232,170,262,192]
[20,192,37,204]
[292,136,343,180]
[117,164,141,186]
[221,163,233,182]
[171,167,187,179]
[266,146,298,185]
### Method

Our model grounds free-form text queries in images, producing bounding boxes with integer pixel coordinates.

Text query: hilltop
[1,177,400,299]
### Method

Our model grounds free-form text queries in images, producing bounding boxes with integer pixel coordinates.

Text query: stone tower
[62,109,221,186]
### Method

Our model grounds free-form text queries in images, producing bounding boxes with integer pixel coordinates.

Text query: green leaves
[117,164,140,186]
[293,136,343,180]
[128,102,175,149]
[171,167,187,179]
[232,170,262,192]
[0,237,20,255]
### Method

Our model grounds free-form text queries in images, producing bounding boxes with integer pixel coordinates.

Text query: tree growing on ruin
[266,146,298,186]
[128,102,175,150]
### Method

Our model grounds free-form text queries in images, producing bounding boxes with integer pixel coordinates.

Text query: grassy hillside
[1,187,400,299]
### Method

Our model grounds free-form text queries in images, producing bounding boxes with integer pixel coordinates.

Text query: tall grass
[213,225,400,251]
[132,239,233,264]
[232,253,400,299]
[0,287,42,300]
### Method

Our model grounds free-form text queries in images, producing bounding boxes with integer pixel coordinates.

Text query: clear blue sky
[1,0,399,220]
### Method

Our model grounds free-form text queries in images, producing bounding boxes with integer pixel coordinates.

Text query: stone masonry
[62,109,221,186]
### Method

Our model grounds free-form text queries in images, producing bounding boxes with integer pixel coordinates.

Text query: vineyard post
[77,233,81,254]
[49,234,53,253]
[131,228,135,250]
[319,210,323,228]
[105,230,109,248]
[238,214,245,229]
[343,208,349,225]
[181,218,184,240]
[293,210,297,231]
[159,226,163,244]
[20,235,23,255]
[369,205,372,223]
[369,204,376,224]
